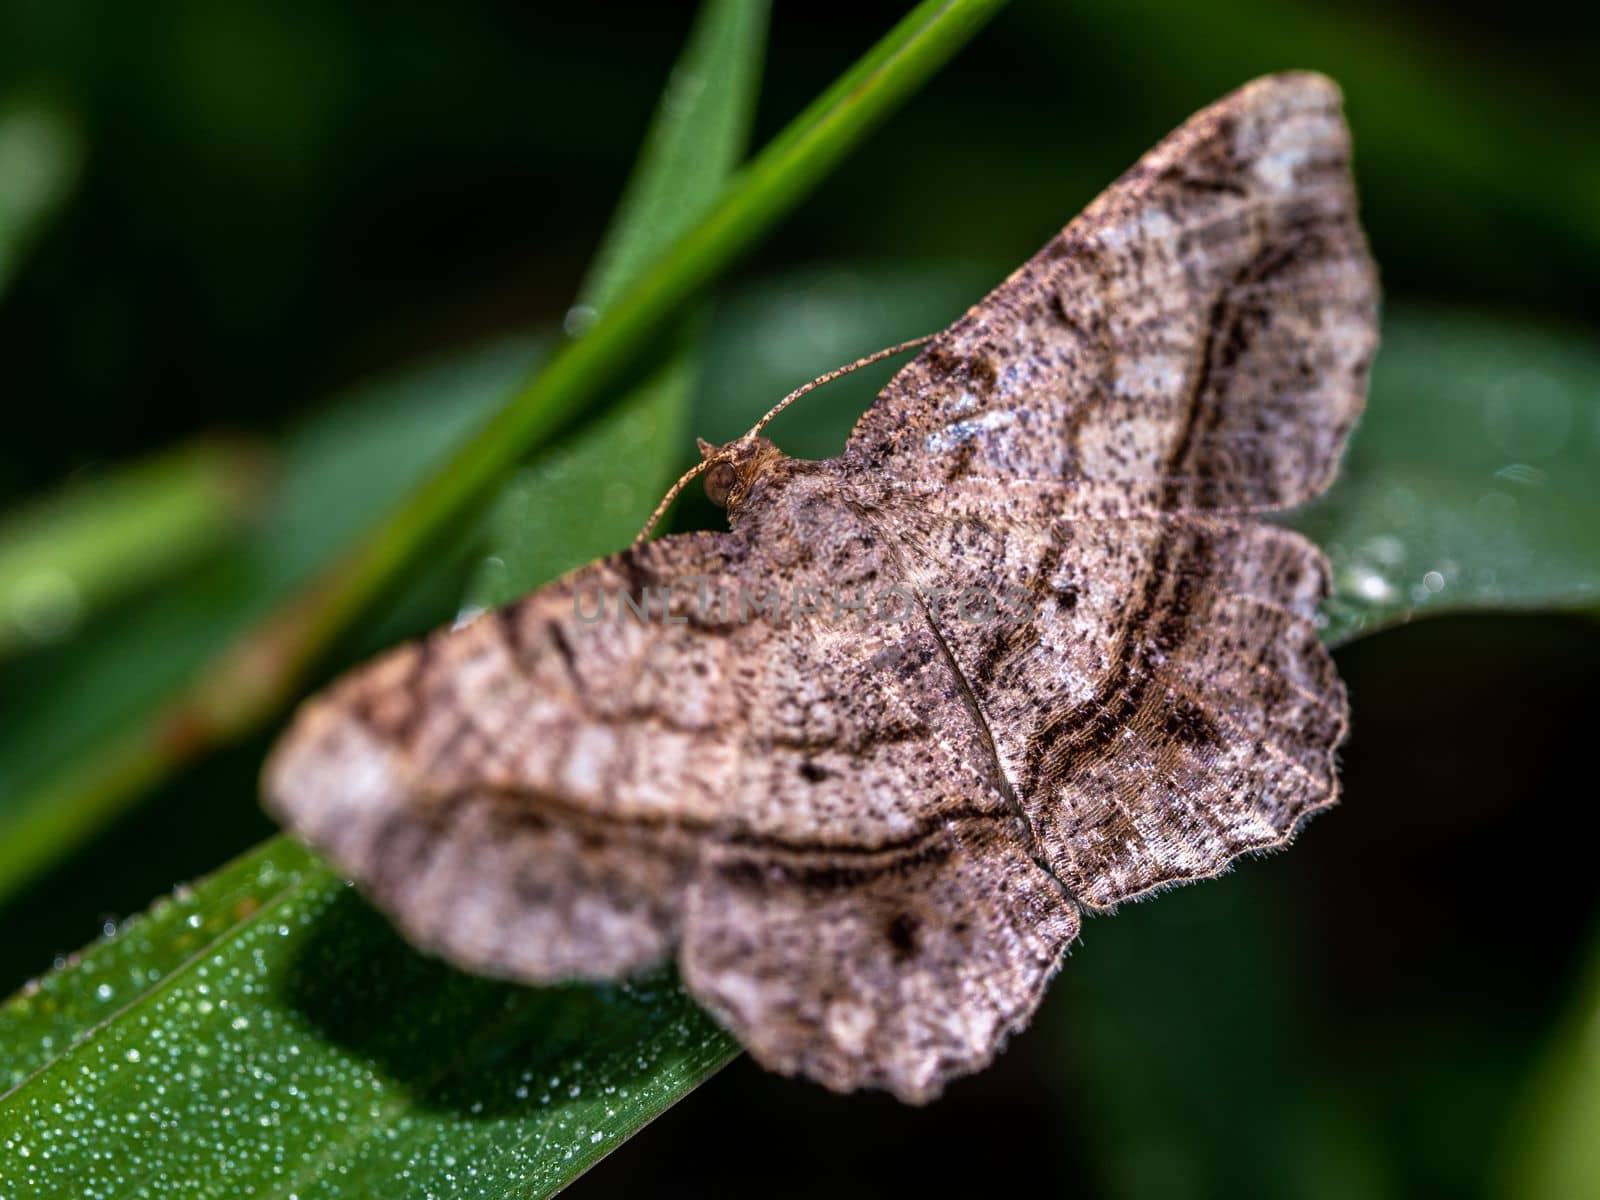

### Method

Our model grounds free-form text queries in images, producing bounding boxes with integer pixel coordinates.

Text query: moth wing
[681,815,1079,1104]
[262,532,758,982]
[846,71,1378,515]
[263,527,1067,1003]
[886,485,1345,907]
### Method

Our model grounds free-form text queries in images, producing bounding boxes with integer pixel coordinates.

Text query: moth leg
[679,816,1079,1103]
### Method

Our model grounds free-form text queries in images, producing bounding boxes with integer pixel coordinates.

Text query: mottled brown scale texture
[264,73,1378,1103]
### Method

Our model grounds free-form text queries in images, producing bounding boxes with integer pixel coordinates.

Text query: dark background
[3,2,1598,1197]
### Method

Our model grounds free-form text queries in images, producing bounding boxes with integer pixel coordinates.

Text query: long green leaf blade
[0,840,730,1198]
[463,0,767,610]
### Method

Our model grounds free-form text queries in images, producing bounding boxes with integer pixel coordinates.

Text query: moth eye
[704,462,738,508]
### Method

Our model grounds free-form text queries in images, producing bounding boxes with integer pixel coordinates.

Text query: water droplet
[1494,462,1548,487]
[563,305,598,337]
[10,568,82,642]
[1345,564,1394,604]
[452,602,486,630]
[1360,535,1407,567]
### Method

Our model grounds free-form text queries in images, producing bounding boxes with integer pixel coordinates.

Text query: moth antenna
[632,455,719,547]
[632,334,935,546]
[747,334,935,438]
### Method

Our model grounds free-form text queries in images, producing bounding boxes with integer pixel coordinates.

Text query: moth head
[699,435,782,512]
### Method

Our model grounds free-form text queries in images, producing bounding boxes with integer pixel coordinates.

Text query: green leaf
[464,0,768,612]
[0,840,731,1198]
[1295,307,1600,644]
[1500,924,1600,1199]
[0,0,1009,902]
[462,364,692,611]
[0,440,265,660]
[0,95,81,294]
[573,0,766,318]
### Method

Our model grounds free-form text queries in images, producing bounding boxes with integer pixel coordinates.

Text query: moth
[265,71,1378,1103]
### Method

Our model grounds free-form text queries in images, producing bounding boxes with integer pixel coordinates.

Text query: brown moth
[265,71,1378,1103]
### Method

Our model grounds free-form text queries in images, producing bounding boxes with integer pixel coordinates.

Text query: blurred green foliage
[0,95,79,293]
[0,439,262,660]
[1,1,1597,1197]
